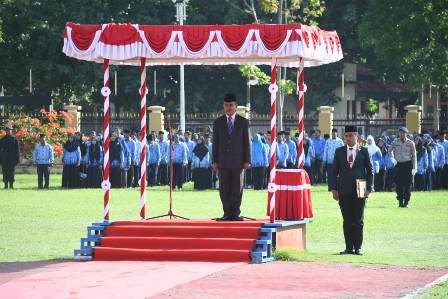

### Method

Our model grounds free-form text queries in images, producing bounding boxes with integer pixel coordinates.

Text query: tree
[359,0,448,89]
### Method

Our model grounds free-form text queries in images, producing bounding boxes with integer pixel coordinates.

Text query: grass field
[0,174,447,269]
[1,174,447,297]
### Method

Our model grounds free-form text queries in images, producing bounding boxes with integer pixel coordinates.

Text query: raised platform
[75,219,311,263]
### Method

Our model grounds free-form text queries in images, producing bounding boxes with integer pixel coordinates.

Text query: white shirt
[346,143,358,167]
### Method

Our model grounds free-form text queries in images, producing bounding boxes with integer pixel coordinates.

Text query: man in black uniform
[331,125,373,255]
[213,93,251,221]
[0,125,20,189]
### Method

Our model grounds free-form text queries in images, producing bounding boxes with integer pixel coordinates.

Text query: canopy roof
[63,22,343,67]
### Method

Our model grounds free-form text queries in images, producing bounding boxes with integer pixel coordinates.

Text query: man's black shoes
[339,249,363,255]
[215,215,244,221]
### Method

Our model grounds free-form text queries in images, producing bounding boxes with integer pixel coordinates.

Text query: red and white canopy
[63,22,343,67]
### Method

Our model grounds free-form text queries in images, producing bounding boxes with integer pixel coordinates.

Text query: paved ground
[0,261,446,299]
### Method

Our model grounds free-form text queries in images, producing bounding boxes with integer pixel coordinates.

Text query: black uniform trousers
[218,168,244,218]
[147,164,158,186]
[395,161,413,206]
[133,165,140,187]
[110,167,122,188]
[339,194,366,251]
[87,166,102,188]
[252,167,265,190]
[158,163,168,185]
[37,164,50,189]
[375,168,386,191]
[126,164,135,188]
[172,163,184,189]
[62,164,79,188]
[2,163,15,185]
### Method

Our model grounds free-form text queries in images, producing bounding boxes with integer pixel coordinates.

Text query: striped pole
[101,59,111,221]
[297,58,305,169]
[268,58,278,223]
[139,58,147,219]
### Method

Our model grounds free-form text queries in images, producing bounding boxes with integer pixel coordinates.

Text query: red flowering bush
[0,110,75,160]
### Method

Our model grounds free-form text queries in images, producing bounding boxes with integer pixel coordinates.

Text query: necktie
[348,147,354,164]
[227,116,233,134]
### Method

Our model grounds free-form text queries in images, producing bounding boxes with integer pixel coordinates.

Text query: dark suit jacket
[212,114,251,169]
[331,145,373,197]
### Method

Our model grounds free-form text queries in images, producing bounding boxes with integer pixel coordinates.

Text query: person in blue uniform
[147,134,161,187]
[192,136,211,190]
[33,134,54,189]
[86,136,103,188]
[61,134,81,188]
[171,134,188,190]
[251,134,267,190]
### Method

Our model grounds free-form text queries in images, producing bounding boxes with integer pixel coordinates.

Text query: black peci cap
[344,125,357,133]
[224,93,237,103]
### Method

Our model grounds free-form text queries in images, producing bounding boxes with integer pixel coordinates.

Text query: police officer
[388,127,417,207]
[0,125,20,189]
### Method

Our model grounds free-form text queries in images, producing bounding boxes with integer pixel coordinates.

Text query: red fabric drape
[69,23,102,50]
[182,25,215,52]
[220,25,251,51]
[99,23,141,46]
[140,25,175,53]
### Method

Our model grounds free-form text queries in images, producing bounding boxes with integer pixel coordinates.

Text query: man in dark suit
[330,125,373,255]
[213,93,251,221]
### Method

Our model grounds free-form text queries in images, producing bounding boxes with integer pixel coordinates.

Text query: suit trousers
[218,168,244,218]
[339,195,365,251]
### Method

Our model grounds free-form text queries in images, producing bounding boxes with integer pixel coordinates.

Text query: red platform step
[93,220,265,262]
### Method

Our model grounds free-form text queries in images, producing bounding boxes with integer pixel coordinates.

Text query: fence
[1,111,445,137]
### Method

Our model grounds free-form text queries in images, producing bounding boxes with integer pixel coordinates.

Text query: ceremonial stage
[75,219,312,263]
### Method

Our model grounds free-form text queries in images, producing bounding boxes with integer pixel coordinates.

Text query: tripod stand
[147,117,189,220]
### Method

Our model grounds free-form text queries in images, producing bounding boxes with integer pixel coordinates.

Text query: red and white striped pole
[139,57,148,219]
[101,59,111,221]
[297,57,305,169]
[268,58,278,223]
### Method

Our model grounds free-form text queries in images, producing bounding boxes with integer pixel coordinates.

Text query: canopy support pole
[101,59,111,221]
[268,58,278,223]
[297,57,305,169]
[139,58,148,219]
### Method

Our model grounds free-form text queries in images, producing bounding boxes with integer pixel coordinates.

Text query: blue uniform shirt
[62,145,81,165]
[33,143,54,165]
[311,137,325,161]
[323,137,344,164]
[276,141,289,168]
[148,142,161,165]
[285,139,297,165]
[158,139,170,164]
[172,143,188,164]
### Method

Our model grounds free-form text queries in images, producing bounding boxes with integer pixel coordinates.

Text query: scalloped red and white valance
[63,22,343,67]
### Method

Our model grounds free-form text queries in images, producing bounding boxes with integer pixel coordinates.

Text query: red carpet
[94,220,265,262]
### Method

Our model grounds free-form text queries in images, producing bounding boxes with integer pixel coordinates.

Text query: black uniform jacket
[331,145,373,197]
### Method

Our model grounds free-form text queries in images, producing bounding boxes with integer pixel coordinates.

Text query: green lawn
[0,174,448,270]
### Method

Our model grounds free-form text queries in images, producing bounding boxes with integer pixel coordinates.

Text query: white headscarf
[366,135,380,157]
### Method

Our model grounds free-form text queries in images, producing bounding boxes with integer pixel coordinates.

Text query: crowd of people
[1,124,448,196]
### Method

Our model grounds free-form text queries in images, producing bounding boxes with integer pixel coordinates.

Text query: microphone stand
[147,116,189,220]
